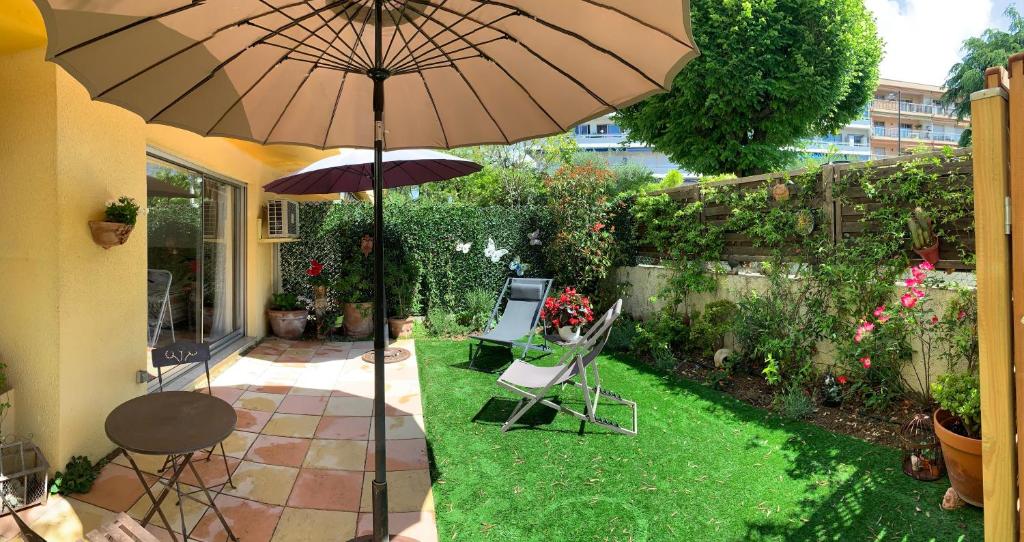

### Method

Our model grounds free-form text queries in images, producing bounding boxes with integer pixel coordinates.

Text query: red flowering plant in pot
[540,287,595,343]
[306,259,336,338]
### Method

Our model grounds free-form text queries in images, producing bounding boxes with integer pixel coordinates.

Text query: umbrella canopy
[265,148,482,194]
[32,0,698,150]
[32,2,698,541]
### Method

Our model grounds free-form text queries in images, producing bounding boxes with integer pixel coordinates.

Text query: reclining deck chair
[495,299,637,436]
[468,277,552,368]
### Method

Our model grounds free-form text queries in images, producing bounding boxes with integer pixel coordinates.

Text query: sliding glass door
[146,154,245,358]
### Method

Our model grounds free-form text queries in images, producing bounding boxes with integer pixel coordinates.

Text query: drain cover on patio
[362,347,411,364]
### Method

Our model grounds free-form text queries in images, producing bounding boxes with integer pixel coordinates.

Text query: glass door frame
[147,148,248,355]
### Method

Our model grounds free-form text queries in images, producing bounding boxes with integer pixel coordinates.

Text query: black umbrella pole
[370,2,389,541]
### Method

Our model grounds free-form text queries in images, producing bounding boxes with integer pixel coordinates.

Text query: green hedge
[281,198,553,315]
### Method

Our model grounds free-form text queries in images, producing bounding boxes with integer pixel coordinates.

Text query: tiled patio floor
[2,338,436,542]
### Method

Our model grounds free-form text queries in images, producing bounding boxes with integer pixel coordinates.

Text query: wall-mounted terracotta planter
[914,240,940,265]
[88,221,133,249]
[934,408,983,507]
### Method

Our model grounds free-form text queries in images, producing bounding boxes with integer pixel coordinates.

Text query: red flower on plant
[957,310,966,321]
[542,287,595,330]
[900,293,918,309]
[837,375,848,385]
[860,357,872,369]
[592,222,605,233]
[306,259,324,277]
[930,315,939,325]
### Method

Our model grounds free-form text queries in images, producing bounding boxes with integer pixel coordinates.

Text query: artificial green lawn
[414,339,983,542]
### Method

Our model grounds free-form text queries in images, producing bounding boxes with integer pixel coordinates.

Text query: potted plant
[267,292,308,339]
[306,258,334,337]
[335,253,373,337]
[931,371,982,507]
[540,287,595,342]
[908,207,939,265]
[386,260,419,339]
[89,196,140,249]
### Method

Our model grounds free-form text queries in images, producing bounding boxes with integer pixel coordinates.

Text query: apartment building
[574,78,969,175]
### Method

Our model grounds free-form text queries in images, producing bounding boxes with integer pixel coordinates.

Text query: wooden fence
[647,149,975,270]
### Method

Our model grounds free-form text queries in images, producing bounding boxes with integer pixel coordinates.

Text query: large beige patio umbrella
[31,1,698,540]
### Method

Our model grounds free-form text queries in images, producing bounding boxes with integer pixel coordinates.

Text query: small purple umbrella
[265,149,480,541]
[264,148,481,195]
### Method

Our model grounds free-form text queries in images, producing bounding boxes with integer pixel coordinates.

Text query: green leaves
[50,456,99,496]
[616,0,881,176]
[931,372,981,438]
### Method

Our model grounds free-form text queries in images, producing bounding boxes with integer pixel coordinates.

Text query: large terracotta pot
[388,316,414,339]
[934,408,983,507]
[268,309,308,339]
[344,302,373,337]
[88,221,133,249]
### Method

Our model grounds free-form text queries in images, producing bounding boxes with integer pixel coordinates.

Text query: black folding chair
[151,341,234,488]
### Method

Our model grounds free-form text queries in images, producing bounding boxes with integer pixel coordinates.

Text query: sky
[864,0,1016,86]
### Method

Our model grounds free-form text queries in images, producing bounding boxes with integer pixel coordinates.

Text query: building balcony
[871,99,959,118]
[871,126,963,143]
[801,137,871,155]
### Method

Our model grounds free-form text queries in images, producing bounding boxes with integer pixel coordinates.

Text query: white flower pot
[557,325,582,342]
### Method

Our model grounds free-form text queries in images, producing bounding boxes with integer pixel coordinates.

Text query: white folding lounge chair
[469,277,552,368]
[495,299,637,436]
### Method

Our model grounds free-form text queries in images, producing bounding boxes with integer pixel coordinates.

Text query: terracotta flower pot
[914,240,940,265]
[343,302,374,337]
[267,309,308,339]
[933,408,983,507]
[88,221,133,249]
[388,316,414,339]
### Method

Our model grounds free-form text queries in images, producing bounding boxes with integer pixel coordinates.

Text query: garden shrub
[461,288,496,332]
[931,372,981,438]
[425,307,470,338]
[689,300,738,358]
[773,389,815,420]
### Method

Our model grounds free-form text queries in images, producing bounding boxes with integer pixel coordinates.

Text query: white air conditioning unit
[265,199,300,239]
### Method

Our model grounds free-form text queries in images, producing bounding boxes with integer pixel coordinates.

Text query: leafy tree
[939,6,1024,147]
[610,162,656,195]
[615,0,881,177]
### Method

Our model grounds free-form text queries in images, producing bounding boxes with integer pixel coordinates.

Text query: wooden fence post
[972,65,1017,540]
[1008,53,1024,540]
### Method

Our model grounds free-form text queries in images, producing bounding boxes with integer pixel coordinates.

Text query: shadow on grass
[611,353,982,541]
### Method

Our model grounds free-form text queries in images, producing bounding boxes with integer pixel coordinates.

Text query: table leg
[187,457,239,541]
[120,449,179,542]
[141,452,191,532]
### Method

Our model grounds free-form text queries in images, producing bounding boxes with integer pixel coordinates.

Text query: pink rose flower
[901,293,918,309]
[873,306,886,318]
[860,357,871,369]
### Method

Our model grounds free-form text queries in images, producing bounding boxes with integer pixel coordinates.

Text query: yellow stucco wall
[0,47,148,465]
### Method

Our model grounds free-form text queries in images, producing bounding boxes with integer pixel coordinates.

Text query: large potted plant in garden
[336,251,373,338]
[540,287,595,342]
[267,292,308,339]
[90,196,140,248]
[385,259,419,339]
[931,371,982,507]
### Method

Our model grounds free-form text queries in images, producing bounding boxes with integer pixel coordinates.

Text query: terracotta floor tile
[326,396,373,417]
[162,455,240,488]
[209,386,246,404]
[304,439,367,471]
[113,451,168,476]
[236,391,285,412]
[385,390,423,416]
[271,508,357,542]
[277,395,328,416]
[355,512,439,542]
[223,461,298,506]
[245,435,312,468]
[234,408,272,432]
[359,470,433,513]
[288,385,332,397]
[263,413,320,438]
[370,415,426,440]
[332,379,375,398]
[315,416,372,440]
[126,481,208,537]
[249,383,293,395]
[72,463,155,512]
[221,430,259,458]
[364,439,429,471]
[61,497,118,540]
[191,494,283,542]
[287,469,362,512]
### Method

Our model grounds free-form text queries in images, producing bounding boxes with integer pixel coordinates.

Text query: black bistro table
[105,391,238,542]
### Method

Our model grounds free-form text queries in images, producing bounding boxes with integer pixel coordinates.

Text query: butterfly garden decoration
[484,238,509,263]
[509,256,530,277]
[455,241,472,254]
[528,230,542,246]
